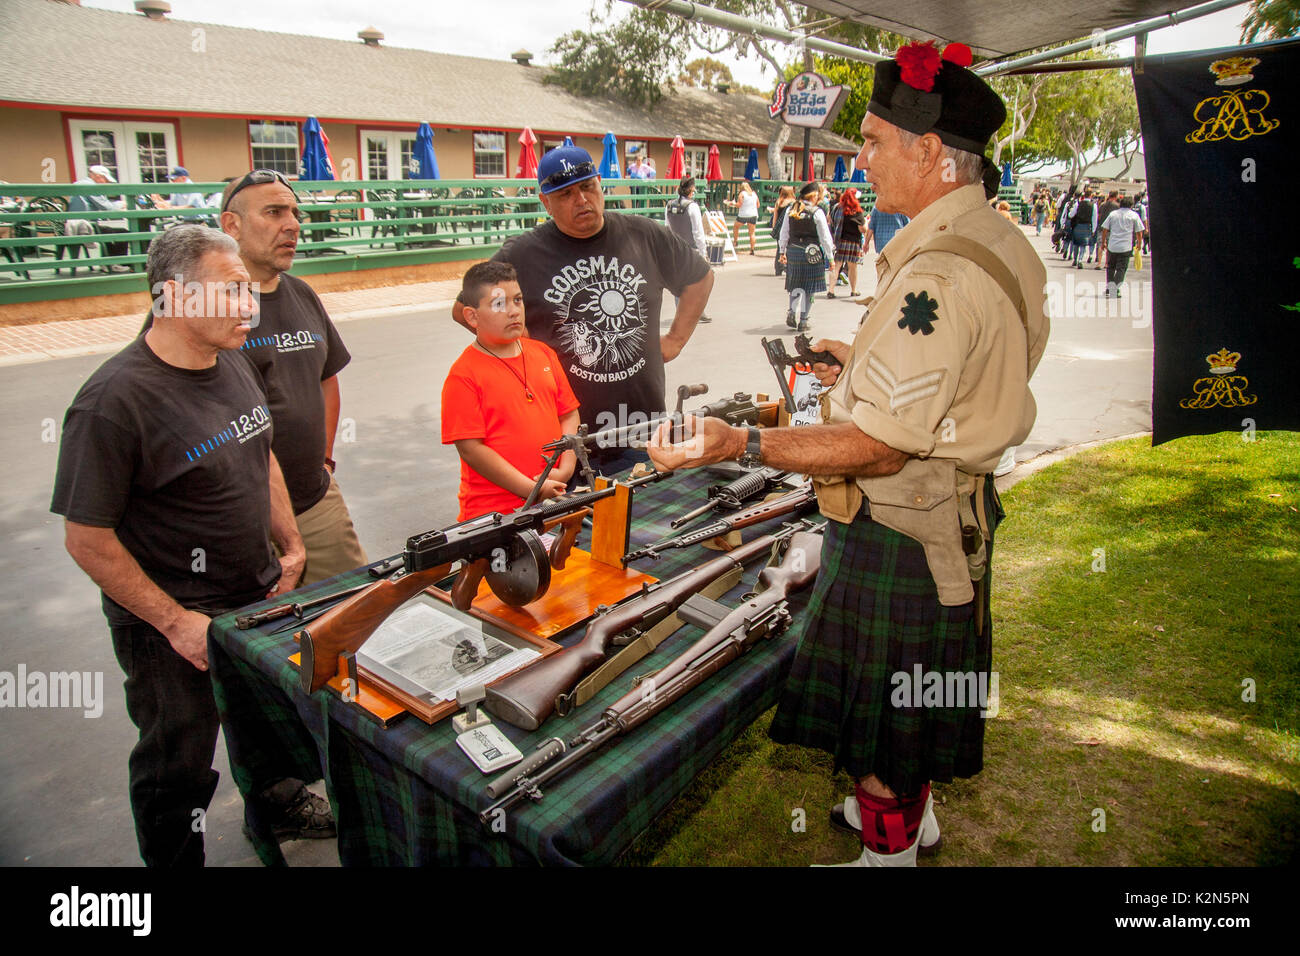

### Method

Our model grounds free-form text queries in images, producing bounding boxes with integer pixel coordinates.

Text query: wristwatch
[738,426,763,468]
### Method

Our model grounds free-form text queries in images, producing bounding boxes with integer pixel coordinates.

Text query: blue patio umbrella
[410,123,440,180]
[598,132,620,179]
[562,136,575,147]
[850,166,867,183]
[1001,161,1013,187]
[744,148,759,181]
[300,116,334,181]
[832,155,848,182]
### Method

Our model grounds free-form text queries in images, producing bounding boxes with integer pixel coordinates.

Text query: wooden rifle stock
[299,562,453,694]
[611,529,823,733]
[478,527,824,823]
[483,525,796,730]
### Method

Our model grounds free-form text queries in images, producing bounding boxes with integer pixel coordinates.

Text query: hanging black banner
[1132,38,1300,444]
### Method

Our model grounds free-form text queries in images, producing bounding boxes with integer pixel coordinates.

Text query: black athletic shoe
[786,311,797,329]
[244,782,336,844]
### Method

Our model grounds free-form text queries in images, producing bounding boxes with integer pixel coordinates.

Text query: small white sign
[457,721,523,774]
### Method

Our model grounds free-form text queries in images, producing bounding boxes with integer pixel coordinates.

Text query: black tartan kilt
[784,243,827,295]
[769,507,995,795]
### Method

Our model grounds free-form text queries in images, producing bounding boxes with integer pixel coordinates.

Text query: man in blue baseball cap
[150,166,209,216]
[453,145,714,475]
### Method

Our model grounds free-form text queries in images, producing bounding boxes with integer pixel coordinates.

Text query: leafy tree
[679,57,734,88]
[546,1,899,176]
[1241,0,1300,41]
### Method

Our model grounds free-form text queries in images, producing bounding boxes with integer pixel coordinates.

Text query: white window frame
[67,119,177,184]
[683,146,708,178]
[732,146,748,176]
[473,130,507,179]
[781,153,795,181]
[248,120,300,177]
[361,130,419,181]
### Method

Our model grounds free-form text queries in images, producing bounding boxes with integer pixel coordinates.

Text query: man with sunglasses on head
[453,146,714,475]
[218,170,367,584]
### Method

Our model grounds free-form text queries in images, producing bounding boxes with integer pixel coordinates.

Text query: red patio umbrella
[515,127,539,179]
[667,136,685,179]
[705,143,723,182]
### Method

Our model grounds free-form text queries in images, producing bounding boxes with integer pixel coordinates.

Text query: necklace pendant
[526,389,535,402]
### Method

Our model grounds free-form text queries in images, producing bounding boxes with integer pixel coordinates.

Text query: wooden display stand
[294,474,656,725]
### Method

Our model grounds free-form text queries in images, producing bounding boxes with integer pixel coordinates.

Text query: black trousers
[109,620,220,867]
[1106,250,1132,292]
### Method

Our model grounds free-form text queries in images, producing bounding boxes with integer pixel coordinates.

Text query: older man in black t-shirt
[453,147,714,474]
[51,226,329,866]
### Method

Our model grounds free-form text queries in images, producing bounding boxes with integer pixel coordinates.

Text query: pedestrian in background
[778,181,835,331]
[768,184,796,276]
[828,187,867,298]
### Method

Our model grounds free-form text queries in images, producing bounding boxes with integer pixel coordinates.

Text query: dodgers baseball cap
[170,166,189,178]
[537,145,598,195]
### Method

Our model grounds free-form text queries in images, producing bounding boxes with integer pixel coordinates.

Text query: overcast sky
[82,0,1255,88]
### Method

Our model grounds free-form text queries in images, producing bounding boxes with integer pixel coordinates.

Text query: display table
[208,468,815,866]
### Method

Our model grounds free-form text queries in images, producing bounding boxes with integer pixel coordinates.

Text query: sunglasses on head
[222,169,295,212]
[540,162,597,194]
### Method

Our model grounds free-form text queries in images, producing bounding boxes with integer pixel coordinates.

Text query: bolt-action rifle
[479,527,824,824]
[483,519,810,731]
[297,469,667,695]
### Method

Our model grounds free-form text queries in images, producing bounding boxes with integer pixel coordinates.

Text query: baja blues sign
[768,71,849,130]
[1132,38,1300,443]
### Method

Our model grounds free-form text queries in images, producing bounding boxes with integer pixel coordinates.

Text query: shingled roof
[0,0,857,152]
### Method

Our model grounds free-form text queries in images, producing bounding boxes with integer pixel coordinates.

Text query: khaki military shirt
[828,184,1050,477]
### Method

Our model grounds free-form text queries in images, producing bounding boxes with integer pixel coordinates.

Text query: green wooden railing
[0,177,877,305]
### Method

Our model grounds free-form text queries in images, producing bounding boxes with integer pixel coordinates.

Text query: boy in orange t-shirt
[441,261,581,520]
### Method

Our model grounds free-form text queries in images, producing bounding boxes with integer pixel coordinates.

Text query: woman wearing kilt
[777,181,835,331]
[648,40,1050,867]
[828,187,867,297]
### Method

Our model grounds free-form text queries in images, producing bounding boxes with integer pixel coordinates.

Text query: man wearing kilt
[778,181,836,331]
[650,40,1049,866]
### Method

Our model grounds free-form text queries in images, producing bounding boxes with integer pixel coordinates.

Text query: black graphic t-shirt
[238,273,351,513]
[51,337,280,626]
[493,214,709,431]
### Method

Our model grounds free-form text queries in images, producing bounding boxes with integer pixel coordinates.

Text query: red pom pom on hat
[896,41,943,92]
[942,42,973,67]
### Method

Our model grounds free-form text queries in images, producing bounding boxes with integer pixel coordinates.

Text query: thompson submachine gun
[297,469,668,695]
[761,334,840,414]
[479,526,825,823]
[483,519,810,731]
[526,389,762,500]
[622,482,817,563]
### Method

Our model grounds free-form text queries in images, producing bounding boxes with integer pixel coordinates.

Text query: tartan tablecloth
[208,466,816,866]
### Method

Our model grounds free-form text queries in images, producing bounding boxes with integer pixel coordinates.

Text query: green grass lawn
[621,432,1300,866]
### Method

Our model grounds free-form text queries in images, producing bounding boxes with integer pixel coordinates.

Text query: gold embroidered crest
[1179,349,1258,409]
[1186,57,1279,143]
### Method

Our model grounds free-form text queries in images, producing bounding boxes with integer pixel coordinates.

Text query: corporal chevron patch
[865,353,945,411]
